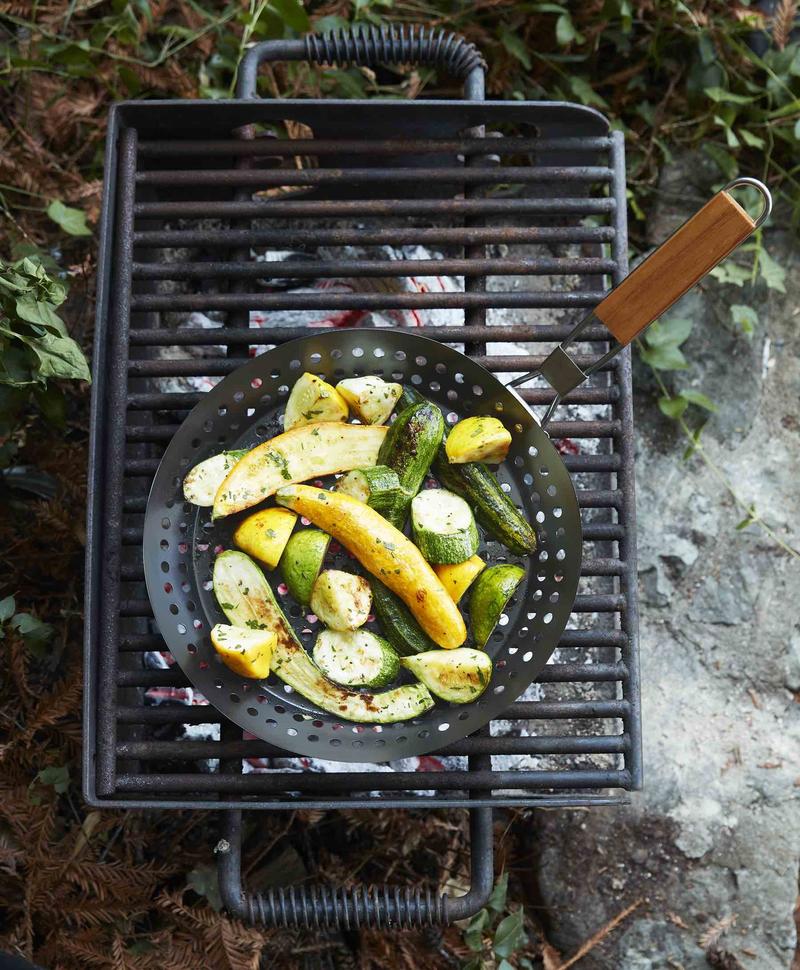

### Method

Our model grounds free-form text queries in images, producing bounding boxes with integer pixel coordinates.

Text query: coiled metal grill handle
[236,23,486,100]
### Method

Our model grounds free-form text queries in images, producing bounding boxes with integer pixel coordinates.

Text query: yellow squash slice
[275,484,466,649]
[434,555,486,604]
[212,422,387,519]
[233,507,297,569]
[210,623,276,679]
[284,372,349,431]
[445,416,512,464]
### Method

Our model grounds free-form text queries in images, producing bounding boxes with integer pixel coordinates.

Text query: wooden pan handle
[595,190,756,346]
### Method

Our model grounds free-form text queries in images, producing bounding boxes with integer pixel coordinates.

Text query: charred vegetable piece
[370,579,439,656]
[212,551,434,723]
[312,629,399,688]
[310,569,372,631]
[279,528,330,607]
[210,623,276,679]
[335,466,404,518]
[469,564,525,649]
[233,507,297,569]
[433,555,486,605]
[445,416,512,464]
[376,401,444,528]
[212,423,387,519]
[336,376,402,425]
[183,450,248,507]
[275,485,466,649]
[401,648,492,703]
[411,488,479,564]
[284,372,349,431]
[400,387,536,555]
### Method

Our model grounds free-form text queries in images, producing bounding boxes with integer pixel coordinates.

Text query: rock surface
[530,160,800,969]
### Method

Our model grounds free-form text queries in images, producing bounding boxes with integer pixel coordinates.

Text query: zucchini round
[401,648,492,703]
[183,450,248,507]
[335,465,404,518]
[370,578,438,656]
[312,629,400,688]
[411,488,479,564]
[376,401,444,528]
[310,569,372,631]
[469,564,525,649]
[279,528,331,606]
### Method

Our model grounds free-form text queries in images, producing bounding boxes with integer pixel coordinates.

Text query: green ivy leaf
[10,611,54,647]
[464,908,490,952]
[639,343,688,371]
[567,76,608,108]
[709,262,750,287]
[497,960,515,970]
[679,389,718,412]
[644,316,692,349]
[730,304,758,335]
[46,200,92,237]
[35,764,70,794]
[703,86,755,104]
[0,595,16,624]
[187,864,223,912]
[493,908,527,959]
[499,27,532,69]
[270,0,310,33]
[739,129,765,149]
[757,248,786,293]
[702,143,738,180]
[658,395,689,419]
[556,12,584,45]
[487,871,509,916]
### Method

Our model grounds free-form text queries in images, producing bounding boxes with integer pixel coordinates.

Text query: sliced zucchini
[469,564,525,649]
[310,569,372,631]
[276,484,466,650]
[233,507,297,569]
[445,416,512,464]
[336,376,402,425]
[284,372,349,431]
[401,648,492,704]
[312,629,400,688]
[210,623,276,679]
[376,400,444,528]
[279,528,331,606]
[434,555,486,604]
[213,551,434,723]
[335,466,404,518]
[400,387,537,556]
[213,422,387,519]
[183,450,248,507]
[411,488,479,564]
[370,578,438,656]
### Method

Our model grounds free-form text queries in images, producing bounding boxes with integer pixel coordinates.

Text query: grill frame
[84,95,641,811]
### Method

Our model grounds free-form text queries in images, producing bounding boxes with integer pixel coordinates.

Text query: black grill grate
[84,96,642,811]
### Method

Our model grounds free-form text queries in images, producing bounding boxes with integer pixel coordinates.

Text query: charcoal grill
[84,25,642,928]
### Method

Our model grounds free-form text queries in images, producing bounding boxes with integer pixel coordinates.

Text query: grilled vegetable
[401,388,536,555]
[279,528,330,606]
[213,550,434,723]
[183,450,248,507]
[213,422,387,519]
[310,569,372,631]
[335,466,404,518]
[376,401,444,528]
[336,376,402,425]
[434,555,486,604]
[469,564,525,649]
[401,648,492,704]
[411,488,479,564]
[275,485,466,649]
[370,578,438,656]
[210,623,275,679]
[445,416,511,464]
[284,372,349,431]
[312,629,399,688]
[233,507,297,569]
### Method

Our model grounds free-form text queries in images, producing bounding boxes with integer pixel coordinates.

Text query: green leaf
[0,595,16,623]
[639,343,688,371]
[704,86,755,104]
[18,331,91,383]
[682,422,706,461]
[46,200,92,237]
[567,76,608,108]
[34,385,68,426]
[499,27,531,69]
[702,143,738,180]
[658,395,689,419]
[497,961,515,970]
[709,262,750,287]
[187,864,223,912]
[730,303,758,335]
[35,764,70,794]
[757,248,786,293]
[556,12,583,45]
[270,0,310,33]
[15,294,67,335]
[464,908,490,952]
[679,389,718,412]
[461,958,484,970]
[487,871,509,916]
[11,612,54,647]
[739,129,766,149]
[644,316,692,349]
[493,908,527,959]
[736,506,757,530]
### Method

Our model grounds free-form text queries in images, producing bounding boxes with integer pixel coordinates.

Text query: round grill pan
[144,329,581,762]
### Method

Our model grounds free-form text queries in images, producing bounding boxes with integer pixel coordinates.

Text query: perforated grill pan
[143,330,580,762]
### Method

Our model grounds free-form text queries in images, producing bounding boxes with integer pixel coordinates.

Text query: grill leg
[217,805,493,929]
